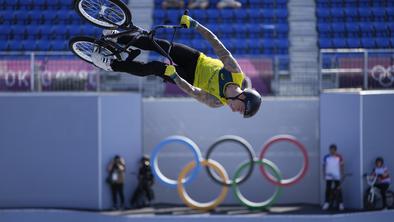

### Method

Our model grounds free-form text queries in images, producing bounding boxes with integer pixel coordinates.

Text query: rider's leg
[111,60,192,84]
[376,183,389,208]
[118,35,200,75]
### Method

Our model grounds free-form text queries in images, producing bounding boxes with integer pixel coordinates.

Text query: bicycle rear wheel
[74,0,132,29]
[69,36,118,64]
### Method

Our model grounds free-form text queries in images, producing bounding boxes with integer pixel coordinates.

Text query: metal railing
[319,49,394,91]
[0,51,290,96]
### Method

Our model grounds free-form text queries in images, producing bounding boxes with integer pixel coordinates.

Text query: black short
[111,35,201,85]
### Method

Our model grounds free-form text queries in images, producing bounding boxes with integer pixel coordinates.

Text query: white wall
[143,97,320,204]
[320,90,394,209]
[320,91,362,209]
[0,93,142,210]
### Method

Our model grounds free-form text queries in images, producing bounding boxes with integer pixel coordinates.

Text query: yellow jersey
[193,53,244,105]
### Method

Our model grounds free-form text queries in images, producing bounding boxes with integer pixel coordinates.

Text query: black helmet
[227,88,262,118]
[375,157,384,164]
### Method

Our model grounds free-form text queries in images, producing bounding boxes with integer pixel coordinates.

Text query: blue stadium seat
[319,38,332,48]
[262,9,275,23]
[371,0,386,7]
[47,0,60,9]
[23,40,36,51]
[276,24,289,37]
[233,23,249,38]
[386,8,394,21]
[7,40,23,50]
[391,38,394,48]
[316,9,330,23]
[35,40,50,51]
[32,0,47,9]
[375,38,390,48]
[358,0,371,7]
[43,10,58,24]
[248,25,261,38]
[372,8,386,22]
[14,10,30,24]
[234,39,247,55]
[191,9,206,23]
[261,25,275,38]
[330,8,345,22]
[361,38,375,48]
[234,9,248,23]
[344,8,358,22]
[38,24,52,39]
[0,41,7,50]
[51,40,67,51]
[345,23,360,37]
[373,23,389,37]
[26,26,41,39]
[330,0,343,7]
[248,9,262,23]
[316,0,329,8]
[153,9,165,24]
[332,38,347,48]
[11,25,26,39]
[318,23,331,37]
[2,10,15,24]
[276,9,288,22]
[249,0,262,8]
[220,9,234,23]
[276,38,289,49]
[359,23,373,37]
[332,23,346,37]
[28,9,43,24]
[276,0,287,8]
[346,38,360,48]
[0,25,11,40]
[206,9,219,23]
[357,8,372,21]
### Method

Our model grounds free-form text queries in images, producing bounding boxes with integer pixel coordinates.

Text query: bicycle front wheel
[74,0,132,29]
[386,190,394,209]
[364,190,377,210]
[69,36,118,64]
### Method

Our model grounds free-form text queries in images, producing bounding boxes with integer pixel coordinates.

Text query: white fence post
[30,52,35,92]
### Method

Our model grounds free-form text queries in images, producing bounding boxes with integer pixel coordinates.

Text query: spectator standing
[217,0,242,9]
[162,0,185,9]
[322,144,345,211]
[130,155,155,208]
[108,155,126,210]
[188,0,242,9]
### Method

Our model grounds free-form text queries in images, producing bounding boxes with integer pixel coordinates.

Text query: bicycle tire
[73,0,132,29]
[364,189,378,210]
[69,36,119,64]
[386,190,394,209]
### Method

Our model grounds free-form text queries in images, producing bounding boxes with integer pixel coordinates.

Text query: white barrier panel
[0,93,142,210]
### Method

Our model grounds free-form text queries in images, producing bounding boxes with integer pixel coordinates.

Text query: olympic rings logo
[150,135,309,211]
[370,65,394,87]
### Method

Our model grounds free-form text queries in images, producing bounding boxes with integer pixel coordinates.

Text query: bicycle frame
[97,10,188,65]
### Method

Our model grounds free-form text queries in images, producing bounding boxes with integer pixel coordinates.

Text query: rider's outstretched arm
[164,65,223,108]
[180,15,242,73]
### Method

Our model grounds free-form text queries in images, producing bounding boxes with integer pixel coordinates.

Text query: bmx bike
[364,173,394,210]
[69,0,187,66]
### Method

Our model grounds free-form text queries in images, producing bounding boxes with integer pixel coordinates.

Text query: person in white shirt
[322,144,345,211]
[371,157,391,209]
